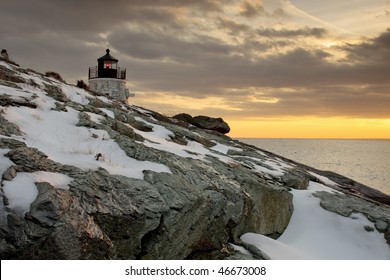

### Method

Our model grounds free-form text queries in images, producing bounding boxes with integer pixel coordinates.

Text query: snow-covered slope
[1,59,389,259]
[242,182,390,259]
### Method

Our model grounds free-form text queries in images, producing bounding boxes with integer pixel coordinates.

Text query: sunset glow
[227,117,390,139]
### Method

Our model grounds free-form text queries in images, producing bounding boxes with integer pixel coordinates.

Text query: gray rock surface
[281,168,313,190]
[0,139,294,259]
[0,114,22,136]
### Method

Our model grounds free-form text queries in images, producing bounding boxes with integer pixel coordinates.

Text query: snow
[252,162,285,176]
[0,84,33,99]
[133,117,242,166]
[61,84,91,105]
[241,181,390,259]
[96,95,111,104]
[134,116,174,140]
[241,233,311,259]
[308,171,339,186]
[86,112,104,123]
[0,60,15,70]
[133,117,206,160]
[232,155,292,177]
[18,71,46,87]
[229,243,252,256]
[2,171,72,215]
[99,108,115,119]
[210,141,242,154]
[27,171,73,190]
[3,106,171,180]
[2,173,39,215]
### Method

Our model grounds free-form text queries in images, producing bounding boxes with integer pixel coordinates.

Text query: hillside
[0,58,390,259]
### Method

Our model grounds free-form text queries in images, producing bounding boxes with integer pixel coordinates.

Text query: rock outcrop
[173,113,230,134]
[0,58,389,260]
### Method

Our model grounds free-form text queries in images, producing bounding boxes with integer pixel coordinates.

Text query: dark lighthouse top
[88,49,126,80]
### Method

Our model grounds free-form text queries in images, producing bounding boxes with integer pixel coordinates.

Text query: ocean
[238,138,390,196]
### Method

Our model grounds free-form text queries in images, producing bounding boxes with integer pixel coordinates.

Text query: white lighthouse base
[88,78,132,104]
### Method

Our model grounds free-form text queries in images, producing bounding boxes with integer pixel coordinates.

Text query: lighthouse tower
[88,49,132,104]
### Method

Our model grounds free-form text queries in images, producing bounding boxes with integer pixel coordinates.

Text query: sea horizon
[238,138,390,196]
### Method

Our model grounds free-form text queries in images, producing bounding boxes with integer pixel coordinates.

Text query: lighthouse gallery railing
[88,66,126,80]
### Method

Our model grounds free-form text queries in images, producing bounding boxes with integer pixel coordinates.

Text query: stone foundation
[88,78,130,104]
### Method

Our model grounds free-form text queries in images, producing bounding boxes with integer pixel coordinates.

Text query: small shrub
[45,71,64,82]
[76,79,89,90]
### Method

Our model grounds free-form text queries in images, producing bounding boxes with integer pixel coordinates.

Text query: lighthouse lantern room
[88,49,132,104]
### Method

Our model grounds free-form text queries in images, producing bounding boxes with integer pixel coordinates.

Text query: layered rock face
[0,59,389,259]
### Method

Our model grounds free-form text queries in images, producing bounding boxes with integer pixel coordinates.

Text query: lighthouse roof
[98,49,118,62]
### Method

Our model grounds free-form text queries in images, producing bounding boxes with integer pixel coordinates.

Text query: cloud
[239,0,289,18]
[342,28,390,64]
[1,0,389,120]
[256,27,327,38]
[239,1,267,17]
[130,29,390,119]
[108,27,232,62]
[0,0,224,36]
[218,17,250,35]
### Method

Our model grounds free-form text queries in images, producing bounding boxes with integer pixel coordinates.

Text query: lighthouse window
[103,61,117,69]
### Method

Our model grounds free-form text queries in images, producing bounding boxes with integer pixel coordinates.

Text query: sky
[1,0,390,138]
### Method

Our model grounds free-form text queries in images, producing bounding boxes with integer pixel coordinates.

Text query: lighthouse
[88,49,133,104]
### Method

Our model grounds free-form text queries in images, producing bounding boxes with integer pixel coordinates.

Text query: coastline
[236,138,390,205]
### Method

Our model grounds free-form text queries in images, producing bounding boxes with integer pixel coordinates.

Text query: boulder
[192,115,230,134]
[173,113,194,124]
[173,113,230,134]
[281,169,312,190]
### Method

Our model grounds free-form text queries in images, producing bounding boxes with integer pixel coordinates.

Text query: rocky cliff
[1,58,389,259]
